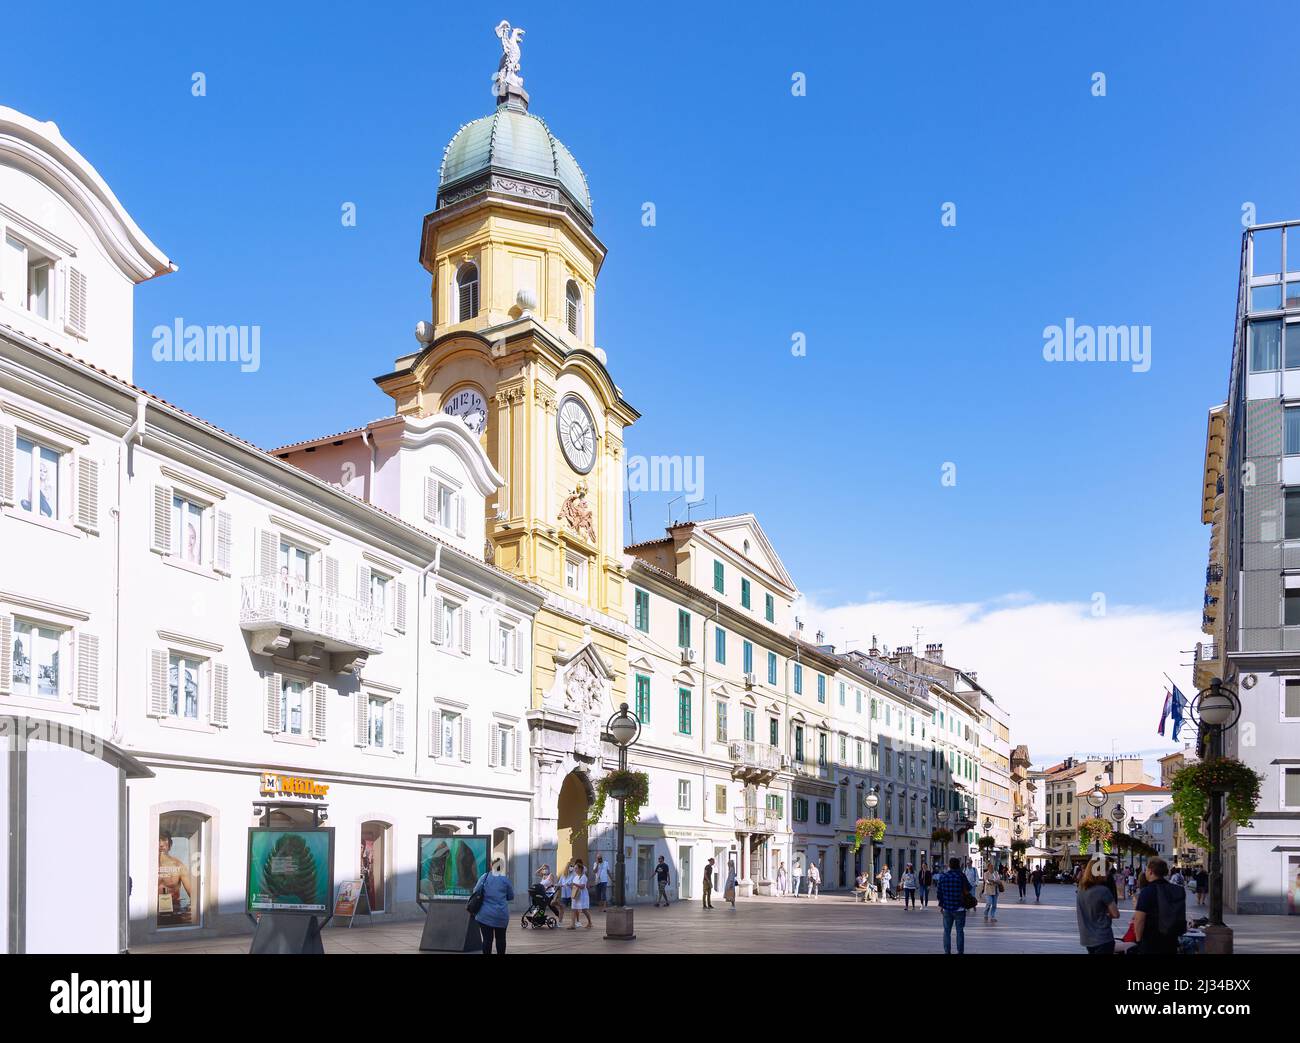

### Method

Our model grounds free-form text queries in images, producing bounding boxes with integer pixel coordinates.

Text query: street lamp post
[865,786,880,901]
[982,815,994,871]
[1127,816,1139,872]
[605,702,641,940]
[1109,802,1125,873]
[1085,778,1107,865]
[936,808,950,867]
[1195,678,1241,955]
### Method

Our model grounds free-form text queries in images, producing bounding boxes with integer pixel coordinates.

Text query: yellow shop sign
[259,771,330,799]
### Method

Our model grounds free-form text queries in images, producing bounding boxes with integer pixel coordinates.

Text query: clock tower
[374,22,638,812]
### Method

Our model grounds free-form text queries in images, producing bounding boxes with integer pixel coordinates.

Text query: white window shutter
[151,485,172,554]
[148,649,169,717]
[0,614,11,693]
[311,682,328,740]
[74,632,100,708]
[210,662,229,727]
[460,606,472,655]
[461,715,472,763]
[75,457,99,534]
[431,708,443,759]
[488,726,498,768]
[0,425,14,506]
[258,529,277,575]
[357,564,371,604]
[488,620,499,664]
[431,595,444,645]
[263,672,282,733]
[455,493,466,537]
[512,727,522,771]
[513,627,522,673]
[394,581,407,633]
[214,510,233,575]
[394,703,406,754]
[354,691,369,747]
[323,556,338,595]
[64,266,88,338]
[424,476,439,526]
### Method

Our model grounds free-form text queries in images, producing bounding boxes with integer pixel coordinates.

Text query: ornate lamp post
[604,702,640,940]
[1127,816,1139,872]
[936,807,950,867]
[1108,802,1125,869]
[865,785,881,897]
[1192,678,1242,955]
[1085,777,1107,863]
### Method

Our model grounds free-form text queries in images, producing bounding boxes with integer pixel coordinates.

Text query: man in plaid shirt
[935,857,972,954]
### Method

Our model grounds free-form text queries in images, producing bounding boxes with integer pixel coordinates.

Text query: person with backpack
[1076,859,1120,954]
[469,857,515,954]
[935,857,974,954]
[1129,858,1187,955]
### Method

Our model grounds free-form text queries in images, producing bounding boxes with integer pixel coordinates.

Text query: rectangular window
[496,622,516,669]
[1287,490,1300,541]
[794,664,803,695]
[838,735,847,763]
[1287,768,1300,809]
[816,801,831,825]
[855,688,862,714]
[1288,322,1300,370]
[281,679,306,736]
[14,437,61,519]
[441,710,460,758]
[171,495,205,564]
[1285,679,1300,719]
[767,651,777,685]
[635,673,651,724]
[838,681,845,706]
[766,794,784,816]
[677,779,691,811]
[765,593,774,622]
[871,742,879,770]
[793,798,808,823]
[4,235,52,320]
[715,627,726,665]
[494,722,513,767]
[716,700,728,742]
[440,599,460,649]
[713,559,724,593]
[634,589,650,632]
[678,610,691,649]
[743,707,755,742]
[370,572,390,627]
[818,731,827,767]
[855,740,863,767]
[794,725,804,762]
[12,620,61,699]
[817,674,826,703]
[1286,589,1300,627]
[678,687,692,735]
[368,695,389,749]
[769,717,778,747]
[168,654,203,720]
[1250,319,1282,372]
[742,640,753,674]
[740,578,751,608]
[715,785,727,814]
[564,553,587,594]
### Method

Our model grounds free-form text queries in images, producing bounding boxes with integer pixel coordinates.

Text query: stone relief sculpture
[560,480,597,544]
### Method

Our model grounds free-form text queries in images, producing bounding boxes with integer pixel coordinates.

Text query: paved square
[134,885,1300,955]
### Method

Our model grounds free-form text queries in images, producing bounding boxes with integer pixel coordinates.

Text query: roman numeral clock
[557,394,596,475]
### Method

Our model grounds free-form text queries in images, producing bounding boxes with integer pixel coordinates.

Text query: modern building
[1202,219,1300,913]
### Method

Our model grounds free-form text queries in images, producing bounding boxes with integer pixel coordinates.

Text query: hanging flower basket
[585,769,650,830]
[930,827,954,845]
[1077,816,1113,854]
[1010,840,1028,855]
[976,835,996,851]
[852,817,887,853]
[1170,758,1263,850]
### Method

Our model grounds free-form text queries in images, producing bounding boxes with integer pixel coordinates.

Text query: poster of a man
[157,830,197,927]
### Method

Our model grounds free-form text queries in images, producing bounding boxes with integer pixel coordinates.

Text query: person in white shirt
[964,861,979,892]
[559,861,575,913]
[593,855,612,910]
[807,861,821,898]
[775,861,788,897]
[791,860,804,897]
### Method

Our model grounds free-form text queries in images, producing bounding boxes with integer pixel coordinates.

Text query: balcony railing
[1206,563,1224,584]
[240,574,382,658]
[729,741,784,776]
[1195,641,1219,663]
[734,806,782,833]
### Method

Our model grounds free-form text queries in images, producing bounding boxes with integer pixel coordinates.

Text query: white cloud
[798,593,1200,774]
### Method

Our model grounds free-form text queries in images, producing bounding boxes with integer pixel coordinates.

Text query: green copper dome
[438,105,593,220]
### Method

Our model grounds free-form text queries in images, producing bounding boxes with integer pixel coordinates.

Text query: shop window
[157,811,207,928]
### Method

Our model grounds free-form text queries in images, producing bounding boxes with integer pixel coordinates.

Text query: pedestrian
[654,855,671,906]
[1031,865,1043,903]
[878,863,893,902]
[980,863,1001,923]
[935,856,973,954]
[593,855,611,911]
[1194,868,1209,908]
[1169,865,1185,889]
[775,861,788,897]
[559,861,575,915]
[901,863,917,909]
[919,862,933,909]
[470,857,515,955]
[807,860,821,898]
[1076,859,1119,954]
[1128,858,1187,955]
[964,860,979,893]
[1016,863,1028,902]
[791,859,803,898]
[724,861,738,909]
[702,857,715,909]
[567,858,592,929]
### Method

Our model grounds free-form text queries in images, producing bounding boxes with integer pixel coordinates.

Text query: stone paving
[133,883,1300,955]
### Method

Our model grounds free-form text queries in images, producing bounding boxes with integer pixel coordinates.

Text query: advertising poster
[417,834,488,901]
[247,828,334,914]
[334,880,364,918]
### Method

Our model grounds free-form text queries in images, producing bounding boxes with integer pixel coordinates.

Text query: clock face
[442,388,487,435]
[557,394,597,474]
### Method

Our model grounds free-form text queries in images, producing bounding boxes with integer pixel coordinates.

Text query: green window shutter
[634,589,649,632]
[741,578,751,608]
[678,687,692,734]
[794,664,803,695]
[817,674,825,702]
[678,610,691,649]
[768,652,777,685]
[765,593,774,622]
[635,673,651,723]
[743,640,753,674]
[714,560,724,593]
[769,717,778,746]
[715,627,726,665]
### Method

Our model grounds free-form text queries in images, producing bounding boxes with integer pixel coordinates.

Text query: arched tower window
[565,279,583,337]
[455,262,480,322]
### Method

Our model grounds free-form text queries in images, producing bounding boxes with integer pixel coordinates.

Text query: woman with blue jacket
[472,858,515,954]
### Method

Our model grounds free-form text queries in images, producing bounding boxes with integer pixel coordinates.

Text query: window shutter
[64,266,88,338]
[151,485,172,554]
[354,691,369,747]
[148,649,169,717]
[394,703,406,754]
[430,708,443,759]
[394,581,407,633]
[514,627,522,672]
[323,555,338,594]
[461,715,472,763]
[513,727,522,771]
[488,621,500,664]
[74,632,100,708]
[455,493,466,537]
[488,726,498,767]
[0,614,11,693]
[75,457,99,534]
[431,594,444,644]
[424,476,439,526]
[0,425,14,506]
[258,529,277,575]
[263,672,282,733]
[356,564,371,604]
[460,606,472,654]
[311,682,328,740]
[210,662,229,727]
[214,510,233,574]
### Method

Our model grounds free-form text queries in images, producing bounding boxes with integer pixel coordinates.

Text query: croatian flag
[1170,685,1189,740]
[1158,689,1172,736]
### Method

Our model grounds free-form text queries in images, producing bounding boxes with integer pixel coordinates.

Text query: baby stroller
[521,883,559,929]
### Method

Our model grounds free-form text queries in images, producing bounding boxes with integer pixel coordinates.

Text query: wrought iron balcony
[728,741,784,781]
[240,574,381,671]
[1206,563,1223,584]
[1195,641,1219,664]
[734,806,782,833]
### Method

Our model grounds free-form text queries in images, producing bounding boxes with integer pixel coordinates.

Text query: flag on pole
[1171,685,1189,740]
[1158,689,1172,736]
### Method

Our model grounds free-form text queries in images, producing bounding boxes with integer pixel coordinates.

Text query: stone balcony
[239,574,381,673]
[729,741,784,783]
[734,806,782,834]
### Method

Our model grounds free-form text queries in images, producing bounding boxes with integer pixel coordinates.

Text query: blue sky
[4,2,1287,628]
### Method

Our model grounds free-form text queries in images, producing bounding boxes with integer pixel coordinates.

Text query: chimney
[815,630,824,645]
[896,644,913,657]
[795,617,804,633]
[925,642,944,664]
[869,634,880,656]
[967,671,977,682]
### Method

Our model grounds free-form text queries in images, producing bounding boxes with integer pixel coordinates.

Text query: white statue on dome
[493,20,525,96]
